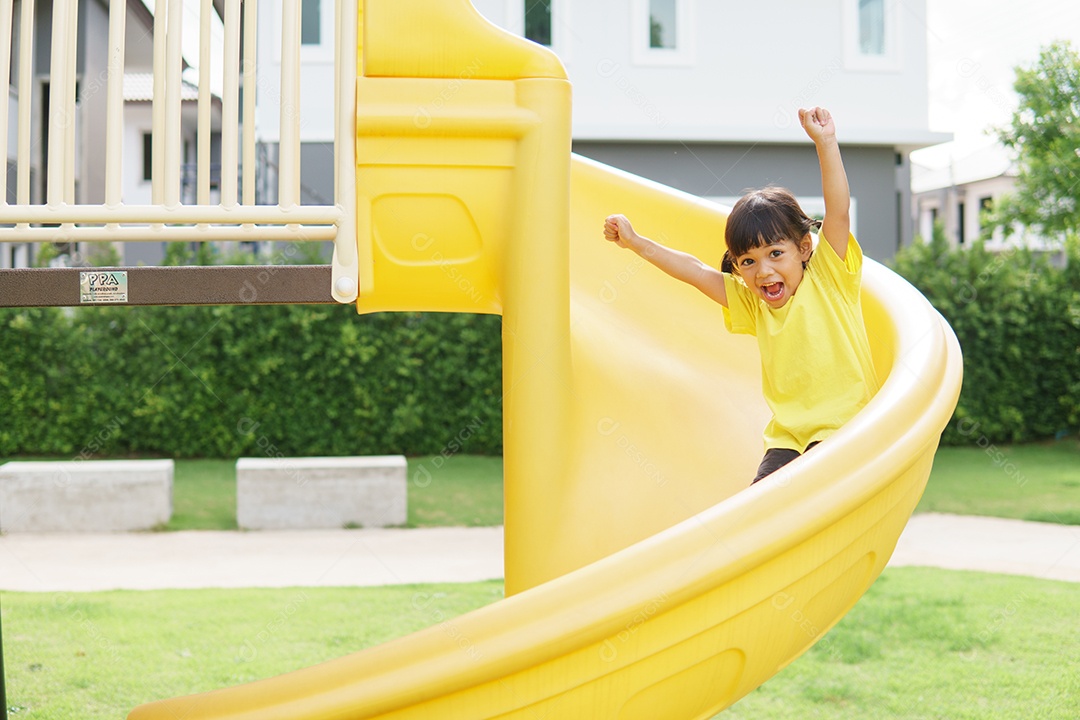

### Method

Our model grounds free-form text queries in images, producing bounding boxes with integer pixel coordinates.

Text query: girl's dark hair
[720,187,821,273]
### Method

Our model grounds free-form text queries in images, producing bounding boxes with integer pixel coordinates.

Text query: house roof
[123,73,201,102]
[911,143,1017,194]
[139,0,225,98]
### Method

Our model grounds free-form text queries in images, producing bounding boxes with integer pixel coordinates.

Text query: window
[9,0,19,90]
[632,0,694,66]
[957,201,966,245]
[275,0,333,62]
[649,0,676,49]
[524,0,551,46]
[858,0,885,55]
[977,196,992,234]
[843,0,899,71]
[142,132,153,182]
[301,0,320,45]
[507,0,568,57]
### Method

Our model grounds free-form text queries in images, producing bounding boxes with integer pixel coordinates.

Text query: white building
[254,0,337,207]
[253,0,949,260]
[912,142,1064,255]
[1,0,221,268]
[912,143,1015,247]
[553,0,950,259]
[6,0,947,267]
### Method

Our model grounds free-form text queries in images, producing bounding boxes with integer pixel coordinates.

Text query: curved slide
[129,155,962,720]
[129,1,962,717]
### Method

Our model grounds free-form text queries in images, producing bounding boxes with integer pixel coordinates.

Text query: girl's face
[733,235,813,308]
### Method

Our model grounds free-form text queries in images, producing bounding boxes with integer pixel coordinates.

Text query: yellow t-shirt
[722,232,880,452]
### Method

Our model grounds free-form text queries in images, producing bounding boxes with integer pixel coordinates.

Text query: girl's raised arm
[799,107,851,260]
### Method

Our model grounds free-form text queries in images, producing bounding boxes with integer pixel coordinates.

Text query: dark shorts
[751,441,820,484]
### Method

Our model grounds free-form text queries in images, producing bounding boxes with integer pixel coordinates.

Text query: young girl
[603,107,879,484]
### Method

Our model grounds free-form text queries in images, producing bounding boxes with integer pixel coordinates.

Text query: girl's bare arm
[604,214,729,307]
[800,107,851,260]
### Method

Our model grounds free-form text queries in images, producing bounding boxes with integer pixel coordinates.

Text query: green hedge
[0,305,503,458]
[889,233,1080,445]
[6,234,1077,456]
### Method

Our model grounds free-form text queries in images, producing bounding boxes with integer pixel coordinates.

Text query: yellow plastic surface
[362,0,566,80]
[127,2,963,718]
[127,153,962,719]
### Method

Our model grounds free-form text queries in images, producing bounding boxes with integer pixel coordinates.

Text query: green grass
[723,567,1079,719]
[3,569,1077,719]
[167,459,237,530]
[406,454,503,527]
[917,439,1080,525]
[2,581,503,719]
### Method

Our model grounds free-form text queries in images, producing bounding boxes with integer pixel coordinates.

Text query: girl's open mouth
[762,282,785,302]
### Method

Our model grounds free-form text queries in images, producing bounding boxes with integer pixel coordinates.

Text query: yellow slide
[129,2,962,718]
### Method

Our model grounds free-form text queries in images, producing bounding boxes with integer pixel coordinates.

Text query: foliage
[161,241,219,266]
[0,305,503,458]
[31,241,123,268]
[83,242,123,267]
[890,223,1080,444]
[32,243,60,267]
[988,41,1080,238]
[162,240,331,267]
[162,241,196,266]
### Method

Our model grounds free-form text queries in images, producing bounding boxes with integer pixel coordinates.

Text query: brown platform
[0,265,336,307]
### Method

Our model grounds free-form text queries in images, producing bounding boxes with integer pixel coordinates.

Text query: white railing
[0,0,359,302]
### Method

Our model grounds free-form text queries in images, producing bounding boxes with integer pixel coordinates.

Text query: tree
[988,41,1080,239]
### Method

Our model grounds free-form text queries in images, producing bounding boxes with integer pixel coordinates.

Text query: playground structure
[0,0,963,718]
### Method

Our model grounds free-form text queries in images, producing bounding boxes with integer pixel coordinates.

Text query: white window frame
[842,0,901,72]
[917,199,940,244]
[274,0,334,64]
[505,0,571,62]
[631,0,695,67]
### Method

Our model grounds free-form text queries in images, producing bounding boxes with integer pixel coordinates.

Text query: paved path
[0,514,1077,592]
[0,527,505,592]
[889,513,1080,583]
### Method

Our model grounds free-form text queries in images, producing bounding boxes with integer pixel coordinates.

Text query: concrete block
[237,456,407,530]
[0,460,174,532]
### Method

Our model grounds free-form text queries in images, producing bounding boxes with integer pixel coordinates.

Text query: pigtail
[803,218,821,269]
[721,250,735,274]
[802,216,823,236]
